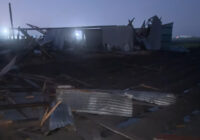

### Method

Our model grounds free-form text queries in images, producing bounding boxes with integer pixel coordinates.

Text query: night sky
[0,0,200,37]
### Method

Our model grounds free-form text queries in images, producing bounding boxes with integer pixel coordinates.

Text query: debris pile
[0,40,178,139]
[0,3,198,139]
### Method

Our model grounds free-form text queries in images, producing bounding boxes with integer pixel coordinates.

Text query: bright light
[2,27,10,35]
[74,30,83,40]
[0,27,9,39]
[3,28,8,34]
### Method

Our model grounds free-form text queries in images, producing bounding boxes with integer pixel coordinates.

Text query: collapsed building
[15,15,173,52]
[1,4,200,140]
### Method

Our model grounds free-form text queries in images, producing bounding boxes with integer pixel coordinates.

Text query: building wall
[161,23,173,48]
[102,26,134,52]
[44,26,135,52]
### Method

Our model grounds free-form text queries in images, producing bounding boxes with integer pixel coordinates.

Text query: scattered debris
[164,46,190,53]
[23,79,41,89]
[183,115,191,123]
[57,85,73,89]
[117,118,140,128]
[0,3,197,139]
[48,102,74,131]
[148,106,160,112]
[60,75,92,87]
[124,90,176,106]
[0,56,17,76]
[192,110,200,115]
[183,89,191,94]
[25,96,35,99]
[176,124,185,128]
[99,123,135,140]
[140,84,160,91]
[56,88,133,117]
[154,134,200,140]
[0,120,13,126]
[40,100,62,126]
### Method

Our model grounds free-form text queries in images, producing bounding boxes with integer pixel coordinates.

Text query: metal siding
[56,89,133,117]
[161,23,173,48]
[49,103,74,131]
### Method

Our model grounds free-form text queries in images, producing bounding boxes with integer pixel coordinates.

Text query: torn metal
[48,102,74,131]
[124,90,176,106]
[15,15,173,52]
[56,89,133,117]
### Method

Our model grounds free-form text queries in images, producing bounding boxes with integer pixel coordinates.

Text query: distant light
[0,27,9,39]
[2,27,9,35]
[74,30,83,40]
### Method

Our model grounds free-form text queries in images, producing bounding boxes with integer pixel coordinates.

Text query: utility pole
[9,3,14,39]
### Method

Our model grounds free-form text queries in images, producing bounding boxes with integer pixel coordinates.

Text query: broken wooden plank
[42,80,47,92]
[8,73,55,84]
[25,96,35,99]
[40,100,62,126]
[99,123,134,140]
[140,84,160,91]
[0,56,17,76]
[5,95,29,118]
[18,27,32,40]
[57,85,73,89]
[0,120,13,126]
[24,74,54,83]
[23,79,41,89]
[26,23,46,34]
[40,107,49,126]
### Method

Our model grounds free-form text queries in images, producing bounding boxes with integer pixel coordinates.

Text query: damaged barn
[16,15,173,53]
[0,2,199,140]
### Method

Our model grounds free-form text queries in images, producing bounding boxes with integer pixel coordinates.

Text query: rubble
[0,3,198,139]
[56,88,133,117]
[48,103,74,131]
[0,56,17,76]
[123,90,176,106]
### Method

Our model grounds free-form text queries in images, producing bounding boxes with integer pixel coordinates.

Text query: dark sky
[0,0,200,37]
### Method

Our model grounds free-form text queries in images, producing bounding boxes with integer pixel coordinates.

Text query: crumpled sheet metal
[56,89,133,117]
[49,102,74,131]
[124,90,176,106]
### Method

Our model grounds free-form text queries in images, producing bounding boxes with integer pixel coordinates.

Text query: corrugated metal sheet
[161,23,173,48]
[56,89,133,117]
[124,90,176,106]
[49,102,73,131]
